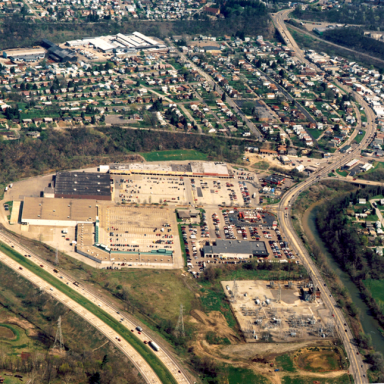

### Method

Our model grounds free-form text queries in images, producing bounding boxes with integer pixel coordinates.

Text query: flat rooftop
[22,197,97,222]
[109,161,230,177]
[55,172,111,199]
[203,239,268,257]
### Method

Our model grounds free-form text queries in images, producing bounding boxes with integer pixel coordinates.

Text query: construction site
[222,279,336,343]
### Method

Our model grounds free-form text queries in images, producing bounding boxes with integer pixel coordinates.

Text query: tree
[101,355,109,369]
[370,352,384,372]
[89,372,101,384]
[91,115,96,124]
[221,92,226,102]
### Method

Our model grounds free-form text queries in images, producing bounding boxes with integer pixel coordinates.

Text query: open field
[276,354,296,372]
[0,324,17,340]
[363,279,384,303]
[0,240,178,384]
[253,161,270,170]
[140,150,208,162]
[226,366,270,384]
[282,374,353,384]
[295,347,344,372]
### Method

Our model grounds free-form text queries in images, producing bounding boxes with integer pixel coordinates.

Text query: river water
[306,205,384,354]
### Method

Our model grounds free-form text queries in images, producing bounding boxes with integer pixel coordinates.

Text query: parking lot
[113,175,192,205]
[183,209,298,277]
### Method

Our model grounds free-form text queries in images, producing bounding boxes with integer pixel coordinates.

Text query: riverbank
[299,198,384,355]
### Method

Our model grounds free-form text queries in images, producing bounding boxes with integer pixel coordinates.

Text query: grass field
[0,324,18,341]
[226,366,269,384]
[276,354,296,372]
[363,279,384,303]
[307,128,323,140]
[354,131,366,144]
[253,161,270,170]
[0,241,178,384]
[140,150,208,162]
[336,169,348,177]
[282,374,353,384]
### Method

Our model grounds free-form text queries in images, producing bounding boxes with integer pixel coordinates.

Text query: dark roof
[265,174,286,184]
[203,240,268,257]
[340,145,351,153]
[55,172,111,198]
[203,46,221,51]
[41,39,55,48]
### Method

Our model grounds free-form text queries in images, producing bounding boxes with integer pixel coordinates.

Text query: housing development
[1,1,384,383]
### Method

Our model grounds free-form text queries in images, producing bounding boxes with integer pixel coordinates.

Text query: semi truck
[148,341,160,352]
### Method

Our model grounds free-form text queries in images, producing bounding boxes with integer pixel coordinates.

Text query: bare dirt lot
[295,347,343,372]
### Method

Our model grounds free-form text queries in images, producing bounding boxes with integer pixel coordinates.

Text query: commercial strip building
[75,222,174,265]
[54,172,112,200]
[109,161,231,178]
[203,239,269,260]
[21,197,97,226]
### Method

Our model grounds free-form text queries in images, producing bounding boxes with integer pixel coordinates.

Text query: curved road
[0,230,192,384]
[272,8,378,384]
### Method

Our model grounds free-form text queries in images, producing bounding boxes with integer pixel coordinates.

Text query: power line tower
[175,304,185,338]
[52,316,64,352]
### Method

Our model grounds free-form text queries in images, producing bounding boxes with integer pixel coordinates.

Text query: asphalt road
[272,8,377,384]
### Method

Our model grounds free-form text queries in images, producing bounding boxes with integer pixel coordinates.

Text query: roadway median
[0,241,178,384]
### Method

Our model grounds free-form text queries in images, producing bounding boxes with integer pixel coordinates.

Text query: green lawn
[0,241,178,384]
[354,131,366,144]
[307,128,323,140]
[336,169,348,177]
[140,150,208,162]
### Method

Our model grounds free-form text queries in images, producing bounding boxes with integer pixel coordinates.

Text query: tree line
[323,28,384,63]
[0,127,248,194]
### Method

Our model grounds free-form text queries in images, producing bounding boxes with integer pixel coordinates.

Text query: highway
[272,8,378,383]
[0,230,192,384]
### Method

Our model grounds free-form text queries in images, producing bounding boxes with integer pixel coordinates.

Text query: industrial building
[3,48,46,63]
[21,197,97,226]
[41,39,77,62]
[65,32,167,54]
[54,172,111,200]
[203,240,269,259]
[109,161,231,178]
